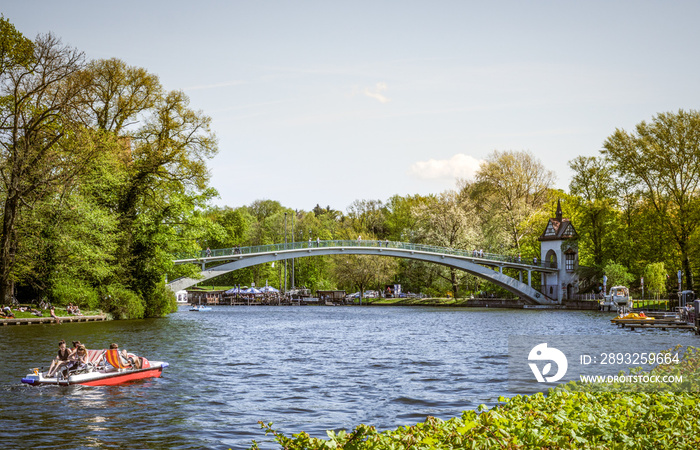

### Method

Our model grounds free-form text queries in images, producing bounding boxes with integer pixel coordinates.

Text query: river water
[1,305,697,449]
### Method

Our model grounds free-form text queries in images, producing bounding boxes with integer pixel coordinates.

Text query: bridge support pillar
[519,271,522,283]
[527,270,531,287]
[201,262,206,271]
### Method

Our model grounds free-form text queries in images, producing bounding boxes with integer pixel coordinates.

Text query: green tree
[644,262,667,299]
[347,199,386,237]
[384,194,432,242]
[603,110,700,291]
[603,261,634,288]
[333,254,398,300]
[568,156,617,267]
[81,58,160,134]
[413,190,478,297]
[0,32,89,302]
[471,150,555,252]
[0,16,33,75]
[81,59,218,317]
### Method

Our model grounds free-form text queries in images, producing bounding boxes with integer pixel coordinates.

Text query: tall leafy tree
[332,254,398,299]
[81,59,218,316]
[347,199,386,237]
[602,110,700,291]
[81,58,160,134]
[384,194,432,242]
[644,262,667,300]
[471,150,555,252]
[568,156,617,267]
[0,32,89,301]
[413,190,478,297]
[121,90,217,316]
[0,16,34,75]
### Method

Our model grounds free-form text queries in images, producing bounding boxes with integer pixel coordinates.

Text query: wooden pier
[613,318,698,333]
[0,315,107,326]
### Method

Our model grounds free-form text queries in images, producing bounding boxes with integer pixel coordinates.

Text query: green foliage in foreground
[251,347,700,449]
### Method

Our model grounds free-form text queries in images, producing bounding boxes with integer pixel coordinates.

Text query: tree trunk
[450,268,459,299]
[682,248,694,292]
[0,195,19,302]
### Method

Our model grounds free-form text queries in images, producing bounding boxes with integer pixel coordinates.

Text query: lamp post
[292,210,296,290]
[284,212,288,294]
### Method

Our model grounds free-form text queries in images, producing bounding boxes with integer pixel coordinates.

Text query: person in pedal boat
[108,343,142,369]
[69,344,88,371]
[47,340,73,377]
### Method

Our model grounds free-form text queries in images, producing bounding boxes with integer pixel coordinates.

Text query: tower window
[565,253,575,271]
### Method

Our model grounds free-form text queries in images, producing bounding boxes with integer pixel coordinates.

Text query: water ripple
[1,305,696,449]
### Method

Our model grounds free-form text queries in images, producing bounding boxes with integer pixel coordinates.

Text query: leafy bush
[49,276,100,310]
[603,261,634,288]
[143,281,177,317]
[101,285,144,320]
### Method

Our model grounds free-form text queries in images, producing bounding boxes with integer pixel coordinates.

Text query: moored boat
[610,311,655,324]
[600,285,630,312]
[21,349,168,386]
[189,305,212,311]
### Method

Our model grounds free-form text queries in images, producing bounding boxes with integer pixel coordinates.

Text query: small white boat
[21,349,168,386]
[600,286,630,312]
[189,305,212,311]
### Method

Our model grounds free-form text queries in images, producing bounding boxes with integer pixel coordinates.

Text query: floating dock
[612,318,697,333]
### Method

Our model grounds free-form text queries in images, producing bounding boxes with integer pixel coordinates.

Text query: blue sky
[4,1,700,212]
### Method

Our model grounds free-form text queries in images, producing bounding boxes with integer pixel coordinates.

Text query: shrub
[101,285,144,320]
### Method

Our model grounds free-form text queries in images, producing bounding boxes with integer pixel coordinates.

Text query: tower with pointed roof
[538,199,578,303]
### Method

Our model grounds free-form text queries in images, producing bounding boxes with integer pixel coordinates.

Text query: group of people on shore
[1,303,61,323]
[0,304,44,318]
[66,303,82,316]
[47,340,141,378]
[0,301,86,323]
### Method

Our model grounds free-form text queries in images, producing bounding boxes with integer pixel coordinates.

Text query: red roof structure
[538,199,577,241]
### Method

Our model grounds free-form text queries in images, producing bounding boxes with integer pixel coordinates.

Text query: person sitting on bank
[50,306,60,323]
[1,305,14,318]
[47,339,74,377]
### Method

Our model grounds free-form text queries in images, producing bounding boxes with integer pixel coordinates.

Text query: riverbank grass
[5,307,102,319]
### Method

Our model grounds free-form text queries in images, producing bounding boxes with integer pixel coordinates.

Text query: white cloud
[363,82,390,103]
[408,153,484,180]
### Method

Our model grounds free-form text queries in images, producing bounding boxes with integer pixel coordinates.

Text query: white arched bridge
[169,240,559,305]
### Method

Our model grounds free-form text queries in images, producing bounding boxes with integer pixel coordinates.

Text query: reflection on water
[1,306,696,449]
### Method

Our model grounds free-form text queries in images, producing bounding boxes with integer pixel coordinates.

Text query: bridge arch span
[168,244,556,305]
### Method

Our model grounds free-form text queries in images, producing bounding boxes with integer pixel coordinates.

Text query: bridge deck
[173,240,557,272]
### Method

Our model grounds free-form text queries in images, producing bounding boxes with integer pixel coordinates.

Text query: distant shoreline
[365,297,599,310]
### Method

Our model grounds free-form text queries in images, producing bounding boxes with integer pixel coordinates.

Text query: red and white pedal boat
[21,349,169,386]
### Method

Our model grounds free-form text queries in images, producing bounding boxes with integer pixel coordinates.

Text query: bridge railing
[175,240,558,270]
